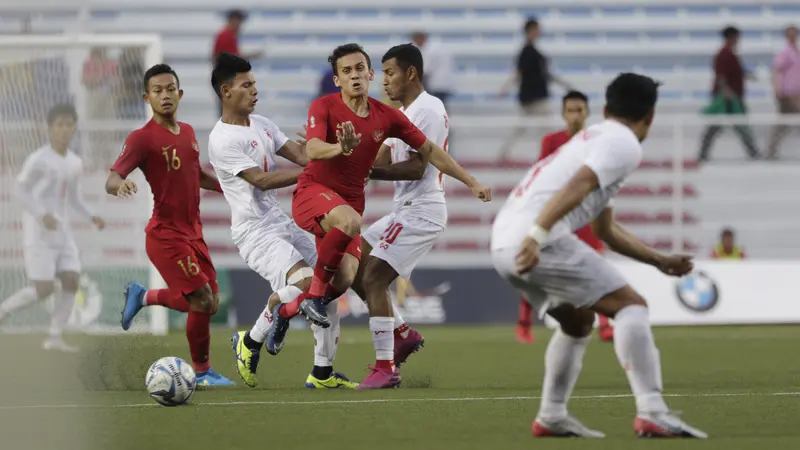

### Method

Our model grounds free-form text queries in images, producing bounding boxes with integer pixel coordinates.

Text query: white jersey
[208,114,289,245]
[491,120,643,250]
[382,91,449,226]
[16,146,93,248]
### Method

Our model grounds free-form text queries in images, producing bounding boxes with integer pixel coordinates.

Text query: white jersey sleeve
[255,115,289,153]
[210,133,259,177]
[404,108,442,153]
[583,134,642,189]
[15,153,47,218]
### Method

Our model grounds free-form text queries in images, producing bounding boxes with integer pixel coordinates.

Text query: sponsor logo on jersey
[251,140,258,149]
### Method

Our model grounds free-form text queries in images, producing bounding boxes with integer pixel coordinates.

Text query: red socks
[279,292,308,318]
[518,298,533,326]
[309,228,353,297]
[598,314,610,328]
[186,310,211,373]
[145,289,190,312]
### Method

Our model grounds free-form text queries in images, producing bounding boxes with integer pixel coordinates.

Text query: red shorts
[292,182,362,259]
[145,234,218,296]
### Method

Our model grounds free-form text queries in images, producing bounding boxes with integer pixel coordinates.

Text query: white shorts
[24,242,81,281]
[363,211,444,280]
[491,234,626,312]
[238,219,317,291]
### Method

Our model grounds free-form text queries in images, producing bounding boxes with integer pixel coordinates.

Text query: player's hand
[657,253,694,277]
[336,121,360,155]
[515,237,541,275]
[116,179,138,198]
[92,216,106,230]
[42,214,58,230]
[295,126,307,146]
[470,183,492,202]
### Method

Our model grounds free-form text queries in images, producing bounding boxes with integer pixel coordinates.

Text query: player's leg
[42,270,81,352]
[187,238,234,386]
[517,296,535,344]
[591,288,706,438]
[594,248,614,342]
[0,246,56,324]
[358,220,425,367]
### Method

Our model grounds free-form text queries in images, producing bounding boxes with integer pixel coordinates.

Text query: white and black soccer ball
[145,356,196,406]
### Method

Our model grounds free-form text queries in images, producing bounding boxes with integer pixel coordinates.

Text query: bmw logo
[675,271,719,313]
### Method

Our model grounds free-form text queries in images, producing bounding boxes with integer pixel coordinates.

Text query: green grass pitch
[1,325,799,450]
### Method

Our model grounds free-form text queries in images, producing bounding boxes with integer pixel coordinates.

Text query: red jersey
[301,93,427,212]
[538,129,604,252]
[212,27,239,59]
[111,120,203,240]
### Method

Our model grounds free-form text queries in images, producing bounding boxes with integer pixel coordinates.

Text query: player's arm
[211,138,301,192]
[368,150,428,181]
[530,137,641,242]
[592,207,664,267]
[106,133,144,197]
[199,167,223,192]
[15,156,54,228]
[305,98,352,160]
[238,167,302,191]
[277,140,309,167]
[68,162,105,229]
[391,109,491,199]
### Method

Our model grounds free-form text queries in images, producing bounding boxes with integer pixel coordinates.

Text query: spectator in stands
[411,31,455,109]
[498,17,571,160]
[698,26,760,161]
[212,9,264,115]
[767,24,800,159]
[118,48,145,120]
[317,68,338,98]
[711,227,746,259]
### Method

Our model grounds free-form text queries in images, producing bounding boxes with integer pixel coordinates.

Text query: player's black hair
[722,26,740,39]
[328,43,371,76]
[210,52,252,99]
[721,227,735,237]
[381,43,424,80]
[604,73,661,122]
[143,64,180,92]
[524,18,539,33]
[226,9,247,21]
[46,103,77,126]
[562,90,589,107]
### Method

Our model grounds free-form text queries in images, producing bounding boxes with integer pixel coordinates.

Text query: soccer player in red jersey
[516,90,614,344]
[105,64,235,386]
[269,43,490,388]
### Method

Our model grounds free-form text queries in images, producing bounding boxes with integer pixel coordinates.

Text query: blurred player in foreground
[516,90,614,344]
[273,43,489,389]
[0,104,106,351]
[207,53,357,389]
[491,73,707,438]
[106,64,235,386]
[357,43,492,379]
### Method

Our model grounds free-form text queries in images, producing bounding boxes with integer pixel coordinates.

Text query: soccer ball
[145,356,196,406]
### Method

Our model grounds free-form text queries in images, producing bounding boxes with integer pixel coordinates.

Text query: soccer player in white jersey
[491,73,707,439]
[208,53,358,389]
[0,104,105,351]
[353,44,492,388]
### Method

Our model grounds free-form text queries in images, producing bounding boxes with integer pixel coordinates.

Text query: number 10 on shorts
[177,255,200,278]
[379,222,403,250]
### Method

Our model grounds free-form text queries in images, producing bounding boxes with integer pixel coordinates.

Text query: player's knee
[58,272,80,293]
[549,305,594,338]
[33,281,55,300]
[187,286,215,313]
[326,206,361,237]
[593,285,648,319]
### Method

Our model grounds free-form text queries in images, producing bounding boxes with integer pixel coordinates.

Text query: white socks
[50,291,76,338]
[538,329,591,421]
[249,285,302,343]
[0,286,39,318]
[312,299,340,366]
[613,304,669,414]
[369,316,394,360]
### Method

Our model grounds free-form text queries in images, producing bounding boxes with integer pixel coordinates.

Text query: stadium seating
[3,0,798,259]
